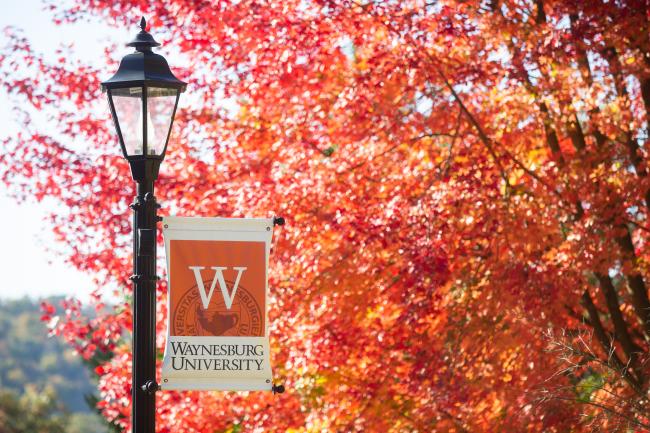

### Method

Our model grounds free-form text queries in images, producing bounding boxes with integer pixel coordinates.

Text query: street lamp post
[101,17,186,433]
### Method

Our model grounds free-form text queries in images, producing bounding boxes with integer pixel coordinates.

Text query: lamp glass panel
[111,87,144,156]
[146,87,178,156]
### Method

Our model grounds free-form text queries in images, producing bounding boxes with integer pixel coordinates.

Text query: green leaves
[575,372,604,404]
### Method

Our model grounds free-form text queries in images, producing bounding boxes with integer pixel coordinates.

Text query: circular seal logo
[172,280,263,336]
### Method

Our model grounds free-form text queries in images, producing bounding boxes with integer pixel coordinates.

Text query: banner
[161,217,274,391]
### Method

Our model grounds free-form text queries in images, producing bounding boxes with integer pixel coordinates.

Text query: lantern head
[102,17,187,181]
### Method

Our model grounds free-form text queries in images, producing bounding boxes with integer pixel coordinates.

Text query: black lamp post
[102,17,186,433]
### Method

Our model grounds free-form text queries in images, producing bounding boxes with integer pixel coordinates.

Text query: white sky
[0,1,132,302]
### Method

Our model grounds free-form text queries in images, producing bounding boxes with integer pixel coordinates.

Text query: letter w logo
[188,266,247,310]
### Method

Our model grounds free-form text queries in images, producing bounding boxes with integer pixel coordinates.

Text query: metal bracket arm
[129,275,160,282]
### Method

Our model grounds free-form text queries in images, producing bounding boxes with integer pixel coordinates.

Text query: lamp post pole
[101,17,187,433]
[131,178,159,433]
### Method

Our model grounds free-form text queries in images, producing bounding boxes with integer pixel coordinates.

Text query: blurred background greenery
[0,297,107,433]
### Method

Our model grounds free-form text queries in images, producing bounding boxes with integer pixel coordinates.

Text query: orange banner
[161,217,275,391]
[169,240,266,337]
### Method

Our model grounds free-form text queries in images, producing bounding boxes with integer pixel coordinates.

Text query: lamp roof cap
[101,17,187,92]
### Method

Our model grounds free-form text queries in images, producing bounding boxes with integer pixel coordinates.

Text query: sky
[0,1,131,302]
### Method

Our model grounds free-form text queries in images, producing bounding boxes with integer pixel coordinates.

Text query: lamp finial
[127,16,160,51]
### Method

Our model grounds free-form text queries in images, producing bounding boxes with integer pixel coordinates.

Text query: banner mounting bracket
[142,380,160,395]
